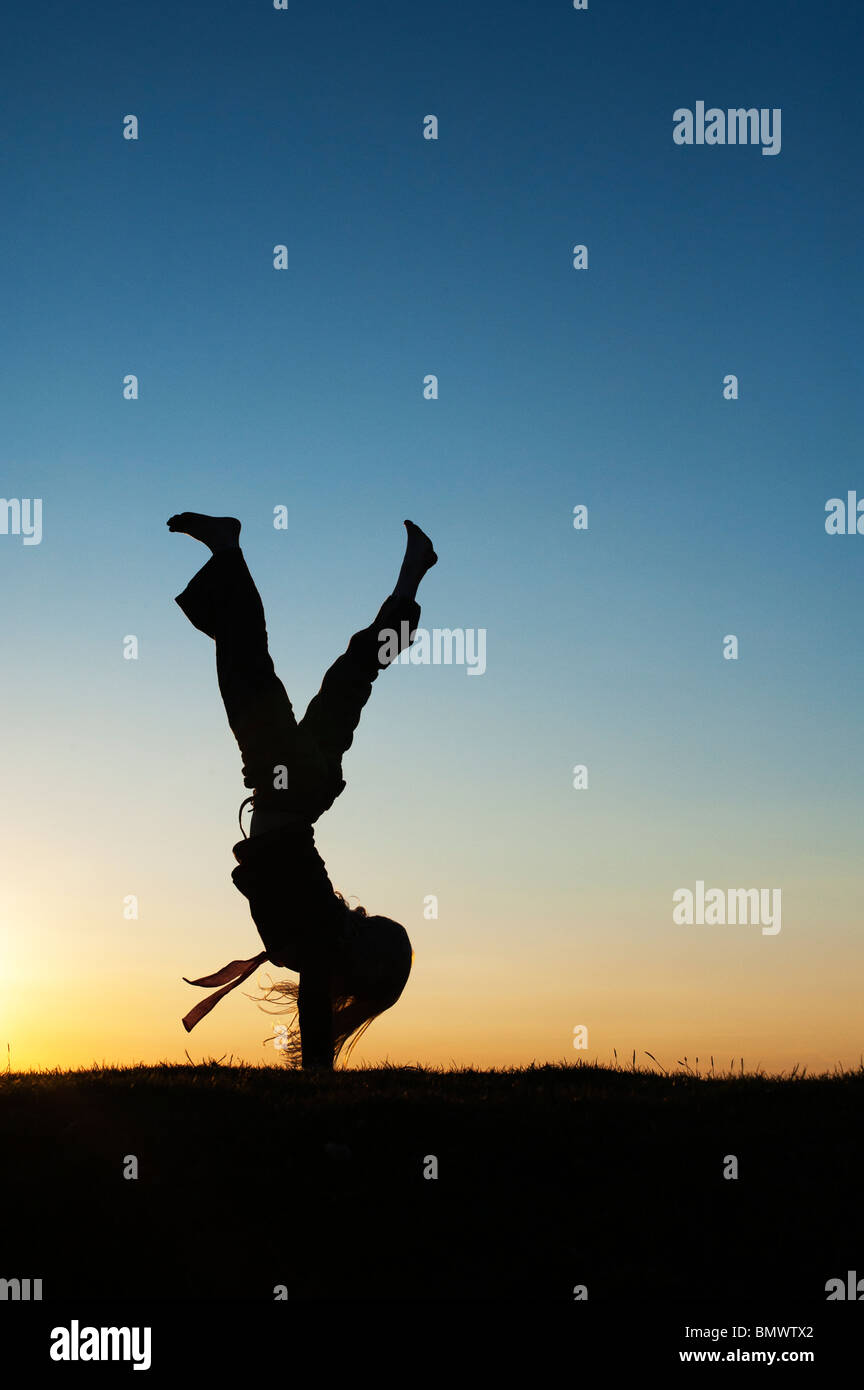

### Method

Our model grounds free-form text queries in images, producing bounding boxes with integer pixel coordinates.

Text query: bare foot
[167,513,241,553]
[394,520,437,600]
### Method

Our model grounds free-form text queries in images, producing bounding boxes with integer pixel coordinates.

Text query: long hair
[254,894,413,1068]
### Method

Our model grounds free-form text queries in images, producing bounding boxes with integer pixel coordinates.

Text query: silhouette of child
[169,513,437,1068]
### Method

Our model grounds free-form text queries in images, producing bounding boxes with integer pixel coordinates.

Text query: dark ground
[1,1060,862,1301]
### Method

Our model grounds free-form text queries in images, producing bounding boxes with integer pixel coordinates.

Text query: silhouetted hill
[1,1061,862,1301]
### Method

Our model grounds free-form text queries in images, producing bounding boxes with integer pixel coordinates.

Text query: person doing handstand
[169,512,437,1069]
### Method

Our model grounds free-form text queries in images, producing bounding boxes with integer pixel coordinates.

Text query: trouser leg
[175,548,299,792]
[299,593,421,764]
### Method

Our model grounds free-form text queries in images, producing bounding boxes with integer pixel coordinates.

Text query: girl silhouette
[168,512,437,1069]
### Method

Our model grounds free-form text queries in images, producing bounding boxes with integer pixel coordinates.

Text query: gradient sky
[1,0,862,1074]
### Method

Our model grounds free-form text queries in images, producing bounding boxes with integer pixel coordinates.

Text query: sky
[1,0,862,1074]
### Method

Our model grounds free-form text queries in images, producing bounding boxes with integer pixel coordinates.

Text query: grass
[1,1057,863,1300]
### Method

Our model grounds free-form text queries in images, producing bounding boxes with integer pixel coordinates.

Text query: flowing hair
[256,979,383,1068]
[253,894,412,1068]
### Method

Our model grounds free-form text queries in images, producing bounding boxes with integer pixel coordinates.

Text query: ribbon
[181,951,268,1032]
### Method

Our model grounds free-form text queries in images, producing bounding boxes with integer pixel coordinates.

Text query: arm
[297,950,335,1069]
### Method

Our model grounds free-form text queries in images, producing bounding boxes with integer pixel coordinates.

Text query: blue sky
[1,1,862,1071]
